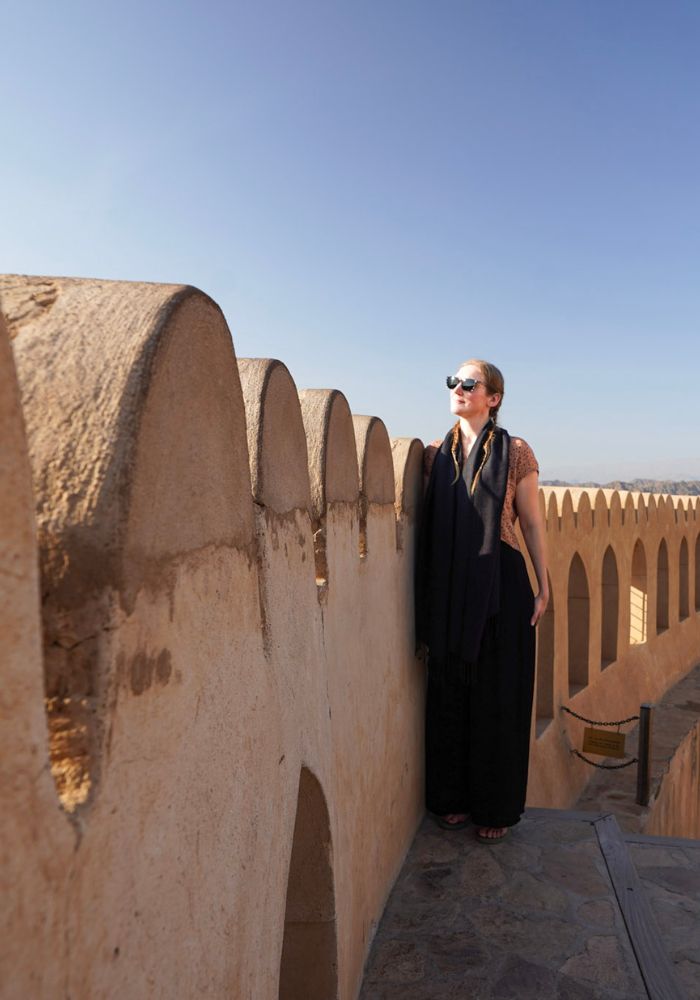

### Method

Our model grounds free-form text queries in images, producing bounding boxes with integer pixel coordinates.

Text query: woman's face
[449,363,500,421]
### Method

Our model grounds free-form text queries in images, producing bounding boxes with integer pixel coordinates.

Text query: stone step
[360,807,699,999]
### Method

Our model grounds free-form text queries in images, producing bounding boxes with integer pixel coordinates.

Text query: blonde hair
[449,359,505,488]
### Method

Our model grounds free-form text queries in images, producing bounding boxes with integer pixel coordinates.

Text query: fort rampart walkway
[360,808,699,999]
[1,275,698,998]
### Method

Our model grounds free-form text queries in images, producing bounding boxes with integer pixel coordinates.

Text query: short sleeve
[513,437,539,485]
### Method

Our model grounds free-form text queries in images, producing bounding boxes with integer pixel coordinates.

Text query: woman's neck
[459,413,491,450]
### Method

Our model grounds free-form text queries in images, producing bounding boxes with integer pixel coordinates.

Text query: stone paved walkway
[626,834,700,998]
[360,808,700,999]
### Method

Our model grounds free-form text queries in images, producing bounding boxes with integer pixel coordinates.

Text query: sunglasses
[446,375,482,392]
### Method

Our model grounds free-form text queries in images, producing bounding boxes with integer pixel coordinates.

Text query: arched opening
[568,554,589,696]
[279,767,338,1000]
[535,572,554,736]
[630,540,648,644]
[657,539,669,634]
[601,546,619,669]
[696,534,700,612]
[679,538,689,621]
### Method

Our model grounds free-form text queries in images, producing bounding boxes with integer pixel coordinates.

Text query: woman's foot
[476,826,508,842]
[434,812,470,830]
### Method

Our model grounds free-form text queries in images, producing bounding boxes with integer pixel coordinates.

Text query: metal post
[636,703,653,807]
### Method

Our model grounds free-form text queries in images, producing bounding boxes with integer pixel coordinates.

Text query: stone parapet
[0,275,424,1000]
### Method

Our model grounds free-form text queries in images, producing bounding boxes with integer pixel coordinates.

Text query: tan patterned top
[423,435,539,552]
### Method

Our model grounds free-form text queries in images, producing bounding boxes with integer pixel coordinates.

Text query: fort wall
[524,486,700,815]
[645,719,700,838]
[0,276,424,999]
[1,274,698,998]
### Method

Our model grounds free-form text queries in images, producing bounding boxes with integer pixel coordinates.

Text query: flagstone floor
[359,808,700,999]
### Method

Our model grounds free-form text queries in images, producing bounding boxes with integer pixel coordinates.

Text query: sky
[3,0,699,481]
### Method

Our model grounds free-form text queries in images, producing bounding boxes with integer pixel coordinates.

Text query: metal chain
[561,705,639,727]
[571,749,639,769]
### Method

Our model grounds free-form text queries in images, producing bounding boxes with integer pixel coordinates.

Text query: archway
[568,554,589,696]
[601,546,619,669]
[679,538,689,621]
[279,767,338,1000]
[630,540,648,644]
[657,539,669,634]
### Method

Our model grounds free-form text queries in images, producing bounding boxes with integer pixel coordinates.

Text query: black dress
[424,536,536,827]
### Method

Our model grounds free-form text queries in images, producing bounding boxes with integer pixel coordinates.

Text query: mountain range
[540,479,700,496]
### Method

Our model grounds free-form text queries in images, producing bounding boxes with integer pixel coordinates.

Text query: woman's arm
[515,470,549,626]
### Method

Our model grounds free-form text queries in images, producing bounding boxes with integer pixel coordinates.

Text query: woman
[415,359,548,842]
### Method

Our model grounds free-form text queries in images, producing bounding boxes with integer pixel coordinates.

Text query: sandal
[434,813,470,831]
[475,826,508,842]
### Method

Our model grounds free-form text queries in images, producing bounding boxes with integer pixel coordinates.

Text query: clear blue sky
[3,1,699,481]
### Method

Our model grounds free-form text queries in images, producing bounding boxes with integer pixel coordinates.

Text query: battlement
[1,274,699,998]
[543,483,699,527]
[0,275,425,999]
[522,483,699,812]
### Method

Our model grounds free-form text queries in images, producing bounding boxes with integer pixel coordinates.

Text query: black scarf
[415,420,510,672]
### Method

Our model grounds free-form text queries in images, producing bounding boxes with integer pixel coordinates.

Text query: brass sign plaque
[582,727,626,759]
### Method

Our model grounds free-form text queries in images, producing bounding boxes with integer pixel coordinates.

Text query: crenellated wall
[1,274,698,999]
[0,276,424,1000]
[524,484,700,812]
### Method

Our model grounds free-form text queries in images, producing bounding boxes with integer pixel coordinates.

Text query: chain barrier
[561,705,640,770]
[570,749,639,769]
[561,703,653,804]
[561,705,639,727]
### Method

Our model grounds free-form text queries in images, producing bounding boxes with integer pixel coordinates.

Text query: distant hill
[541,479,700,496]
